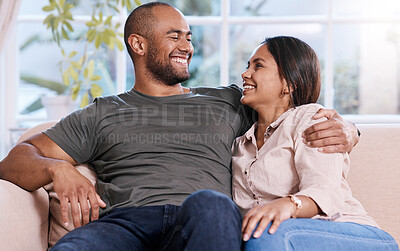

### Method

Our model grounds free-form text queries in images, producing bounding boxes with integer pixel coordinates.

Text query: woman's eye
[256,64,263,68]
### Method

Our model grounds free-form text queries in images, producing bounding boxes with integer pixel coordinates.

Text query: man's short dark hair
[124,2,173,61]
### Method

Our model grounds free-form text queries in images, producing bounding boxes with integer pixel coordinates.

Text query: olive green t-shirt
[44,84,254,216]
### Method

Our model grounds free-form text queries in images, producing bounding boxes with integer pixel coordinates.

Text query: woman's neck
[254,104,290,149]
[256,104,289,127]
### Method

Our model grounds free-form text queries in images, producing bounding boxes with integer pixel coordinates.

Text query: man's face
[145,7,194,86]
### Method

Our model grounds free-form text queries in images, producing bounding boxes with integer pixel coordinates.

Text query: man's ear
[128,34,146,56]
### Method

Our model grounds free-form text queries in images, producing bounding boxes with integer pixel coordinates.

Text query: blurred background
[0,0,399,158]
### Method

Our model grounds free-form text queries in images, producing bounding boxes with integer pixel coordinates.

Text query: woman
[232,36,399,250]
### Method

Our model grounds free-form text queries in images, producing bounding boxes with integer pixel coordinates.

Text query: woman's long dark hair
[262,36,321,106]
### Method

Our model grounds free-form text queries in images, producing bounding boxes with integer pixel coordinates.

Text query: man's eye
[171,37,179,40]
[187,38,192,42]
[256,64,263,68]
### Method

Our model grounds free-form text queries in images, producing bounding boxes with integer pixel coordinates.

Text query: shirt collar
[243,107,296,142]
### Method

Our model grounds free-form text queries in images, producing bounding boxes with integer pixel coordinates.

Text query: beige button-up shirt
[232,104,378,227]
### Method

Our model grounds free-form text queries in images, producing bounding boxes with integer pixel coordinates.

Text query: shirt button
[244,170,248,174]
[253,194,257,199]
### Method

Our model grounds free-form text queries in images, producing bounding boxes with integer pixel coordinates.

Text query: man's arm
[302,108,359,153]
[0,133,105,228]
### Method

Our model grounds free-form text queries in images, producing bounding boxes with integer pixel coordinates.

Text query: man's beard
[146,43,190,86]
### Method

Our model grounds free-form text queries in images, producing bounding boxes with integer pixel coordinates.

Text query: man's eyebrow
[166,30,192,36]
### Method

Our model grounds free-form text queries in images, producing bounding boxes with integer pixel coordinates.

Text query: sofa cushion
[348,124,400,245]
[46,164,98,247]
[0,180,49,251]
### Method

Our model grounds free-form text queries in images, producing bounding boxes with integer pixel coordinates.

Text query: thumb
[96,194,107,208]
[313,108,336,119]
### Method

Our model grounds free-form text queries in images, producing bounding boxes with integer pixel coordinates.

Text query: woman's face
[240,44,287,110]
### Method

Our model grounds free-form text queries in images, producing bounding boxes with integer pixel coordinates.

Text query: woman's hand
[242,197,295,241]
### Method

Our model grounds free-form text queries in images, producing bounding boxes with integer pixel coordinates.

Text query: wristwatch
[289,194,303,218]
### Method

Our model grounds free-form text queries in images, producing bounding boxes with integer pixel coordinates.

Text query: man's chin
[165,75,190,86]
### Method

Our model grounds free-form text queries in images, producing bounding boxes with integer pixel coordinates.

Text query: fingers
[253,216,272,238]
[59,196,70,228]
[242,210,266,241]
[88,190,100,221]
[303,118,344,140]
[79,190,90,226]
[70,195,82,228]
[312,108,338,120]
[268,217,283,234]
[96,193,107,208]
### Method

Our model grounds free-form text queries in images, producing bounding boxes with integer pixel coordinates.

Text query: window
[1,0,400,157]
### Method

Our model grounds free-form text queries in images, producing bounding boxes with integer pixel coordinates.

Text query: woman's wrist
[288,195,303,218]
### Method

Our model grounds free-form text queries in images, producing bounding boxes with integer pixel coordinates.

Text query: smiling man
[0,2,360,250]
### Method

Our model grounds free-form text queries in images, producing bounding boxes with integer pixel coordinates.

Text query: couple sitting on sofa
[0,2,398,250]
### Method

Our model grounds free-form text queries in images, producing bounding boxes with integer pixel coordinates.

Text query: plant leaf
[71,61,81,70]
[105,16,112,26]
[87,60,95,77]
[43,5,55,12]
[20,75,68,94]
[80,92,89,108]
[69,66,79,81]
[62,70,70,86]
[134,0,142,7]
[21,98,44,114]
[116,39,124,51]
[71,84,80,100]
[90,75,101,81]
[94,33,102,48]
[90,83,103,98]
[68,51,78,58]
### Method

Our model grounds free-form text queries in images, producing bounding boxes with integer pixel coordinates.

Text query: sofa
[0,122,399,250]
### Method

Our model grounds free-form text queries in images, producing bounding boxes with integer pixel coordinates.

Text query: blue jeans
[52,190,242,251]
[243,218,399,251]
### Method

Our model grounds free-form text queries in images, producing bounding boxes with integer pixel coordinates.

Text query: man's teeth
[172,58,187,64]
[243,85,255,90]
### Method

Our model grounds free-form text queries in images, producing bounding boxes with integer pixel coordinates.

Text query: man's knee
[182,190,238,213]
[181,189,239,217]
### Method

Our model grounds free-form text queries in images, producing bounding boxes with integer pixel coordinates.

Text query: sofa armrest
[0,179,49,251]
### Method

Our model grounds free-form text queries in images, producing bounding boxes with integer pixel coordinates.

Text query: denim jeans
[243,218,399,251]
[52,189,242,251]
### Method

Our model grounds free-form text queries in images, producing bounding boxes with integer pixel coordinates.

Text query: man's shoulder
[93,91,136,106]
[191,84,242,101]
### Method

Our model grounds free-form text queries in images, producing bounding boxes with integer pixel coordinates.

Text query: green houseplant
[21,0,141,115]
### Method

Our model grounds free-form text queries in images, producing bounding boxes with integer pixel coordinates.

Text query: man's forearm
[0,142,61,191]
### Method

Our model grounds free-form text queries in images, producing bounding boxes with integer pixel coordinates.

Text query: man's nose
[178,38,193,52]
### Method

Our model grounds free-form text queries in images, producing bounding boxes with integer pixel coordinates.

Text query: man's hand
[302,108,359,153]
[49,163,106,229]
[241,198,294,241]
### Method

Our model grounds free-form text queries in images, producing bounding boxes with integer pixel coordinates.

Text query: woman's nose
[241,68,250,80]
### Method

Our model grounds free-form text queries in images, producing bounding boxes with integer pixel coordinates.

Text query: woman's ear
[128,34,146,56]
[282,79,294,94]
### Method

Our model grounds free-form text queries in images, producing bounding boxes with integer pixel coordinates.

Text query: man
[0,2,358,250]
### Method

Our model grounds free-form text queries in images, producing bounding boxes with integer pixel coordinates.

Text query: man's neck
[133,81,190,97]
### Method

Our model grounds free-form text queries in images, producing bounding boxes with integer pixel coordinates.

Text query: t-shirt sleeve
[43,101,99,164]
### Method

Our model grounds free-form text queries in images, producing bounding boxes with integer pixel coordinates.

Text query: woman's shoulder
[282,103,326,131]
